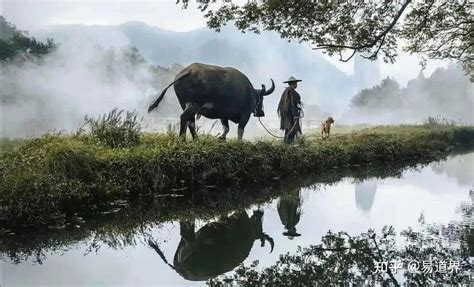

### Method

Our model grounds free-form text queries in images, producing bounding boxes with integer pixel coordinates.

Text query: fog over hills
[33,21,355,116]
[345,64,473,124]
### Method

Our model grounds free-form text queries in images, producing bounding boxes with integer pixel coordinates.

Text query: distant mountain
[32,21,355,116]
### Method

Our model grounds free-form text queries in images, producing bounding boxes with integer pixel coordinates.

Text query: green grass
[1,124,473,228]
[0,138,24,155]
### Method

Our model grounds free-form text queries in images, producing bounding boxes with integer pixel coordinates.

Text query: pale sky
[2,0,208,31]
[2,0,450,84]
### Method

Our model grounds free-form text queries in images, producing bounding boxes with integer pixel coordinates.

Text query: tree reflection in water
[208,214,473,286]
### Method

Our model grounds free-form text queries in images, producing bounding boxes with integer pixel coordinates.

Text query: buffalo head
[254,79,275,117]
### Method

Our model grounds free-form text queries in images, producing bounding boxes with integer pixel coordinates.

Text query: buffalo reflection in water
[148,209,274,281]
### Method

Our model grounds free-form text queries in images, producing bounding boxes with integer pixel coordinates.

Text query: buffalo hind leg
[237,114,251,140]
[179,103,197,140]
[219,119,230,140]
[188,118,198,139]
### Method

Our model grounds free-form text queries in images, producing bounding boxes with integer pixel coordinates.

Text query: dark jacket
[277,87,302,131]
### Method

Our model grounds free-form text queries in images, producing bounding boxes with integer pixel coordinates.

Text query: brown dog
[321,117,335,139]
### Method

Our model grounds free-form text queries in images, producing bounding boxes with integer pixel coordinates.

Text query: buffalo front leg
[219,119,230,140]
[179,103,197,140]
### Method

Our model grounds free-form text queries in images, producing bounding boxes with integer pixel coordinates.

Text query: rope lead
[258,110,303,139]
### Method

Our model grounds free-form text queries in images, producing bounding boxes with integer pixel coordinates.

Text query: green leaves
[208,221,471,285]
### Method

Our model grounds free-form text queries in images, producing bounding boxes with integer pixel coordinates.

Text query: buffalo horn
[263,79,275,96]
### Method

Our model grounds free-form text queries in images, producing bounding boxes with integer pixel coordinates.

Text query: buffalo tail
[147,70,191,113]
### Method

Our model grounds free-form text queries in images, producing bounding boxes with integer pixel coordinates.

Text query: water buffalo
[147,63,275,140]
[148,210,274,281]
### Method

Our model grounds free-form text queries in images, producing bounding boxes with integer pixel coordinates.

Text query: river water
[2,152,473,286]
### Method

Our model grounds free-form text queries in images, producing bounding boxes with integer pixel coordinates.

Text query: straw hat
[283,76,302,83]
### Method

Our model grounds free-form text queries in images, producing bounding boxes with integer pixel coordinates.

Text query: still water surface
[2,152,473,286]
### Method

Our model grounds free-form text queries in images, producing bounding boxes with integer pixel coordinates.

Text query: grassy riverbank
[1,124,473,227]
[0,156,466,263]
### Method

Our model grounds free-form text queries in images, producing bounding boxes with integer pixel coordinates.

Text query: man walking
[277,76,303,144]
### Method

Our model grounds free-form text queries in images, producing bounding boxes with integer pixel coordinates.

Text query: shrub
[423,115,456,126]
[80,109,142,148]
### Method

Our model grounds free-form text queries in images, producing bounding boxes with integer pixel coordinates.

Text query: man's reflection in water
[148,209,274,281]
[278,189,303,239]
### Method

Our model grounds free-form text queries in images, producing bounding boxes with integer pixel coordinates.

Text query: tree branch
[339,50,357,62]
[457,43,474,59]
[313,246,351,252]
[313,0,412,56]
[361,34,387,60]
[370,235,400,287]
